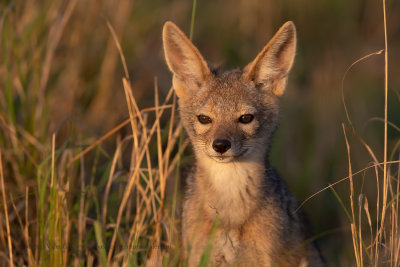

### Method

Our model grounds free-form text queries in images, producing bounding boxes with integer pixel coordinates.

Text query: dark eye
[238,114,254,124]
[198,115,212,124]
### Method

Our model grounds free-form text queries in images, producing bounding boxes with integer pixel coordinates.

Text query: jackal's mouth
[211,156,234,163]
[209,149,248,163]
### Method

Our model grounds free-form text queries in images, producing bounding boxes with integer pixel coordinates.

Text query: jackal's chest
[201,160,262,226]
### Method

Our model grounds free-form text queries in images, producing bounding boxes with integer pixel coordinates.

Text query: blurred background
[1,0,400,265]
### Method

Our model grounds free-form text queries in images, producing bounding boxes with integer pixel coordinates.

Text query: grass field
[0,0,399,266]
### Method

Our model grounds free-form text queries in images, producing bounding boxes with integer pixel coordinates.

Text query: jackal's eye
[197,115,212,124]
[238,114,254,124]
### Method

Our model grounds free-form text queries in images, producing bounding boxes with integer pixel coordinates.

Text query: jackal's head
[163,22,296,163]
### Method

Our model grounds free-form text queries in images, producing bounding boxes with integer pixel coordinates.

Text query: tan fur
[163,21,324,266]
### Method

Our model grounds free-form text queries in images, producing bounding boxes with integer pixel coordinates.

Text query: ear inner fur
[243,21,297,97]
[162,21,210,98]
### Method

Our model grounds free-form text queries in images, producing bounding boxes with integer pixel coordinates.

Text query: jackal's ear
[243,21,296,97]
[163,21,210,98]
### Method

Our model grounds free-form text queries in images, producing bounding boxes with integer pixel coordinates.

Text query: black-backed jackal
[163,21,323,267]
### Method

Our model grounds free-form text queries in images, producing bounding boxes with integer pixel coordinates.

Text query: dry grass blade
[102,141,123,228]
[108,79,175,262]
[363,196,373,254]
[104,18,130,80]
[366,118,400,134]
[50,134,55,187]
[24,186,34,266]
[375,2,389,265]
[68,105,172,165]
[395,156,400,266]
[155,78,165,201]
[351,223,360,267]
[390,202,396,265]
[163,94,178,174]
[0,148,13,266]
[74,148,85,267]
[341,49,383,133]
[297,160,400,212]
[153,77,163,249]
[342,124,360,265]
[358,195,364,266]
[166,139,189,178]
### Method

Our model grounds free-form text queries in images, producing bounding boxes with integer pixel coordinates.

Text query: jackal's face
[163,22,296,163]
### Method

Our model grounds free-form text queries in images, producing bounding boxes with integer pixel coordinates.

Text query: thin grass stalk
[68,106,172,166]
[0,194,5,249]
[131,198,148,248]
[74,147,85,267]
[144,145,157,223]
[129,115,139,177]
[390,202,395,265]
[123,79,142,157]
[123,78,158,225]
[134,95,159,232]
[342,124,361,266]
[94,221,108,267]
[382,0,389,218]
[108,81,176,261]
[359,195,363,266]
[155,78,165,202]
[61,153,70,266]
[351,224,361,267]
[163,93,177,176]
[297,160,400,212]
[363,196,373,258]
[59,160,69,266]
[25,186,35,267]
[49,133,64,266]
[0,148,14,266]
[340,48,384,266]
[49,135,55,265]
[376,1,389,265]
[104,18,130,80]
[0,166,6,245]
[165,93,179,246]
[0,148,14,267]
[341,50,383,134]
[189,0,198,41]
[154,77,164,249]
[102,143,122,228]
[395,158,400,266]
[166,140,189,179]
[34,186,39,264]
[162,122,183,167]
[107,14,152,218]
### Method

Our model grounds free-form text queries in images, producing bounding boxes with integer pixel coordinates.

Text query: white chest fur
[199,158,262,226]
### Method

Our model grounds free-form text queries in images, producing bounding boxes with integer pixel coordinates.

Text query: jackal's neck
[195,156,265,226]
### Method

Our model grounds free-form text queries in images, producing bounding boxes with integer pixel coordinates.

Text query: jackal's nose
[212,139,231,154]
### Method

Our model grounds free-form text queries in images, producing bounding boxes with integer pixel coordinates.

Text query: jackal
[162,21,323,266]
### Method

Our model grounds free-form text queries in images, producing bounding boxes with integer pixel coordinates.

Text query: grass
[0,0,399,266]
[339,1,400,265]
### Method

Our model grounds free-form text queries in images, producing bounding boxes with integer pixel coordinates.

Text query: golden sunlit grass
[300,1,400,265]
[337,1,400,265]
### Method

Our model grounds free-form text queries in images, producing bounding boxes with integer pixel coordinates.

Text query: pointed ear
[243,21,296,97]
[162,21,210,98]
